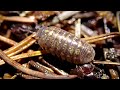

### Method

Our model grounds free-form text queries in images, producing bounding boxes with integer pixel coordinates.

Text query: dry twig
[0,51,42,65]
[29,60,55,74]
[0,15,37,23]
[40,59,69,75]
[4,32,36,56]
[17,73,41,79]
[0,49,77,79]
[0,35,17,46]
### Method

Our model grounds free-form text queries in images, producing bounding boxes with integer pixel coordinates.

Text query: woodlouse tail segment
[36,26,95,64]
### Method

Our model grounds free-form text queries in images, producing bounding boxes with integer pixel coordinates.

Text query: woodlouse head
[72,39,95,64]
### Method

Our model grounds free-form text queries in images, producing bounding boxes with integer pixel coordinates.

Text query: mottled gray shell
[36,26,95,64]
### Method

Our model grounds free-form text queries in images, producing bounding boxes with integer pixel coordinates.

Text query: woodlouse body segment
[36,26,95,64]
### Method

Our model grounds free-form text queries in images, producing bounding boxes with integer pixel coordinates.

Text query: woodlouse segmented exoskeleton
[35,26,95,64]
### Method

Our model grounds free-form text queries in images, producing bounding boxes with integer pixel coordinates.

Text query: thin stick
[12,51,42,60]
[29,60,55,74]
[75,19,81,38]
[0,49,77,79]
[0,51,42,66]
[51,11,80,24]
[17,73,41,79]
[0,15,37,23]
[93,60,120,66]
[40,59,69,75]
[73,12,96,19]
[0,35,17,46]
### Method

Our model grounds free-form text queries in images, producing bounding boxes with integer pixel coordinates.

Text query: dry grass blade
[0,49,77,79]
[0,51,42,66]
[4,33,36,56]
[0,35,17,46]
[29,60,54,74]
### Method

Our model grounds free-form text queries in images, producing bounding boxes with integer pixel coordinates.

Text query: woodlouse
[35,26,95,64]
